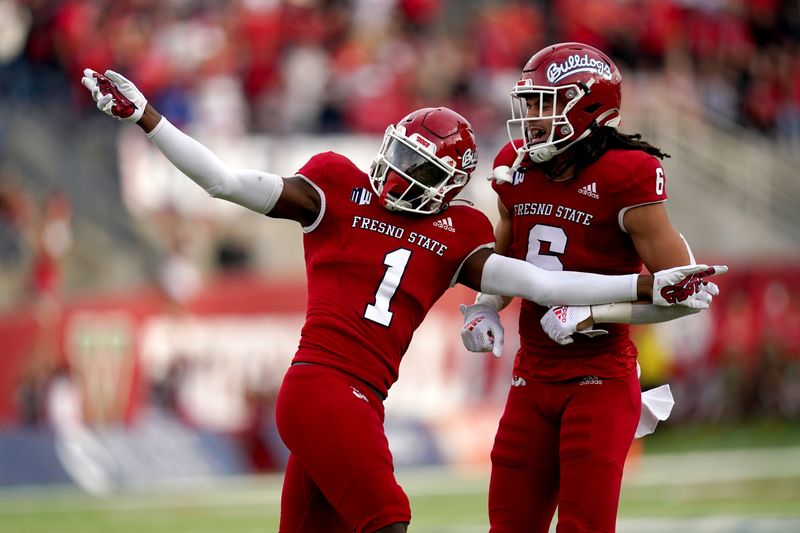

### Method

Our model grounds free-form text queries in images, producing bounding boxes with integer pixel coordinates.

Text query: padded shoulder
[296,151,363,190]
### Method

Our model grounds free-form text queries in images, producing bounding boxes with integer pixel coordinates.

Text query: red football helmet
[369,107,478,215]
[507,42,622,163]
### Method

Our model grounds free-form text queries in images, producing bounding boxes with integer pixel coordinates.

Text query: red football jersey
[493,141,668,381]
[293,152,495,396]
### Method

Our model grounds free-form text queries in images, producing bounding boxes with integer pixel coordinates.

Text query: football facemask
[370,125,469,215]
[507,42,623,164]
[507,79,588,163]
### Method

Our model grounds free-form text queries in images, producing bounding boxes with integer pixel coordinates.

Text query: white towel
[636,384,675,438]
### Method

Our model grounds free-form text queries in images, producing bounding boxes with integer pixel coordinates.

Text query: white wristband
[591,302,701,324]
[590,302,633,324]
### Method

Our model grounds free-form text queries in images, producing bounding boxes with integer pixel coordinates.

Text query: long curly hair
[543,127,670,180]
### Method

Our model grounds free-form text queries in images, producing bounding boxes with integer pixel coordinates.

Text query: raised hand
[81,68,147,123]
[652,264,727,307]
[459,303,504,358]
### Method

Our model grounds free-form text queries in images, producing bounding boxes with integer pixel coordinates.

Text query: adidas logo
[433,217,456,232]
[511,376,527,387]
[578,182,599,199]
[579,375,603,386]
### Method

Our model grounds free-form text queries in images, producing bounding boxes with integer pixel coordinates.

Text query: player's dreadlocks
[593,127,670,159]
[544,126,670,181]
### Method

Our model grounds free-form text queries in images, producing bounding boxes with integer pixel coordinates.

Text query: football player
[81,67,723,533]
[459,42,723,532]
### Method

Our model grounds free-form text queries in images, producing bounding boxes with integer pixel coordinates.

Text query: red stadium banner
[2,263,799,438]
[0,273,513,436]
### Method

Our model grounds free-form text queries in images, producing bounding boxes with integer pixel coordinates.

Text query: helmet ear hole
[583,103,601,114]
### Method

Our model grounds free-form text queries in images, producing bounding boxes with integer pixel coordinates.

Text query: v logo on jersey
[351,187,373,205]
[512,171,525,186]
[578,182,599,199]
[433,217,456,232]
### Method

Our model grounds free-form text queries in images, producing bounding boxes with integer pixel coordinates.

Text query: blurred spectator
[14,356,51,426]
[0,170,34,268]
[214,235,252,272]
[0,0,793,137]
[0,0,31,66]
[29,190,73,305]
[45,361,83,433]
[149,355,191,421]
[1,0,799,437]
[156,219,203,309]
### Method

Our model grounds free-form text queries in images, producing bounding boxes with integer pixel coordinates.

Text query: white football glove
[690,281,719,309]
[540,305,608,346]
[459,303,504,358]
[81,68,147,123]
[652,264,727,308]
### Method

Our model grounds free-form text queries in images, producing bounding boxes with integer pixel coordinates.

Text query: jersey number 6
[526,224,567,271]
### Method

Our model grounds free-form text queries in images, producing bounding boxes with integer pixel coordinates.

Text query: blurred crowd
[0,0,799,137]
[636,270,800,425]
[1,0,800,446]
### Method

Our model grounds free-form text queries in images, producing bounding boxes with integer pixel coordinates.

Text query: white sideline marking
[408,519,800,533]
[615,517,800,533]
[626,446,800,486]
[0,447,798,518]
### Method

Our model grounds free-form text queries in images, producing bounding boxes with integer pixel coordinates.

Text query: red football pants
[489,371,641,533]
[275,364,411,533]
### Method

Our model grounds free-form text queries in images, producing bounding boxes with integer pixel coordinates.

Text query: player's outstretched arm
[457,248,725,353]
[458,248,725,308]
[80,68,320,226]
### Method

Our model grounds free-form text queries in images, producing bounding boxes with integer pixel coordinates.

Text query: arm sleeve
[147,117,283,214]
[479,254,638,306]
[591,302,701,324]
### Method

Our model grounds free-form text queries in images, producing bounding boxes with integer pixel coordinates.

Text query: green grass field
[2,423,799,533]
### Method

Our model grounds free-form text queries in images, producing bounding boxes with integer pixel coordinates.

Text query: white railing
[626,74,800,251]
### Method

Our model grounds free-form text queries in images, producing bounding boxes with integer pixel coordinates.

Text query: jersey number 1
[365,248,412,326]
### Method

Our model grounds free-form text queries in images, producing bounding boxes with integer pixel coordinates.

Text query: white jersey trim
[297,174,326,233]
[617,199,666,233]
[451,243,494,287]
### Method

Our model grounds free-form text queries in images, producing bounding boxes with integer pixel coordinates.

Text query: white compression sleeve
[147,118,283,214]
[480,254,638,306]
[591,302,701,324]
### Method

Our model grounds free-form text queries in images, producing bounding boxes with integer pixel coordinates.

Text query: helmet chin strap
[529,144,558,163]
[528,107,620,163]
